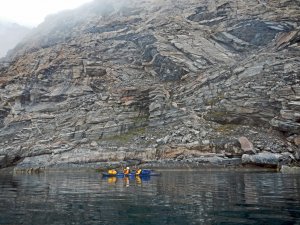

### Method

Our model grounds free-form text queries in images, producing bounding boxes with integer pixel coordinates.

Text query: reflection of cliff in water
[0,171,300,224]
[0,172,162,225]
[157,171,300,223]
[103,175,151,186]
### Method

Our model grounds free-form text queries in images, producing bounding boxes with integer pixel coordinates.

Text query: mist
[0,0,95,58]
[0,0,93,27]
[0,22,30,58]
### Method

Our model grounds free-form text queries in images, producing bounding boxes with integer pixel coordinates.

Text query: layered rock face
[0,0,299,171]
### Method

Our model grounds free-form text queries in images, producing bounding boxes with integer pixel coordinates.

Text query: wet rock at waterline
[281,165,300,174]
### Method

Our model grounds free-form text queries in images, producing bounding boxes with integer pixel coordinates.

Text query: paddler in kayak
[135,168,142,175]
[108,169,117,175]
[123,167,130,175]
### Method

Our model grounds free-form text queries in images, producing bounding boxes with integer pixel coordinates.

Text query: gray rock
[281,165,300,174]
[185,141,200,149]
[90,141,98,147]
[0,155,7,168]
[163,135,170,144]
[149,102,162,112]
[200,131,207,138]
[288,101,300,111]
[242,152,291,166]
[72,66,83,79]
[202,140,210,145]
[270,119,300,134]
[238,137,255,154]
[294,136,300,146]
[104,121,117,128]
[156,138,164,145]
[295,151,300,160]
[182,134,193,143]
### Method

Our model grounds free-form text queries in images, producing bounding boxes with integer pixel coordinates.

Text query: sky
[0,0,93,27]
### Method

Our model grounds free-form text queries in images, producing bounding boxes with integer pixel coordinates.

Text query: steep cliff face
[0,0,299,171]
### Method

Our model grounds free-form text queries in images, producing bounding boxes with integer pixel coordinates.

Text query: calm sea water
[0,170,300,225]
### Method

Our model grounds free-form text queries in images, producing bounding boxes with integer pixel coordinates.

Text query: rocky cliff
[0,0,299,171]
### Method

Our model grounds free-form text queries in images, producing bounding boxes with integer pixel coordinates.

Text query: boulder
[294,136,300,146]
[72,66,83,79]
[90,141,98,147]
[242,152,291,167]
[281,165,300,174]
[0,155,7,168]
[149,102,162,112]
[270,118,300,134]
[202,140,210,145]
[238,137,255,154]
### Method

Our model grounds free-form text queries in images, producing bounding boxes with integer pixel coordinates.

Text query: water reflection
[0,171,299,225]
[104,175,151,186]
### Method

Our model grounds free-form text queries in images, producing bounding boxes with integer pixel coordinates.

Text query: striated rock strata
[0,0,300,171]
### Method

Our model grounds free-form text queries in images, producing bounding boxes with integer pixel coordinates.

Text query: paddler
[123,166,130,175]
[135,168,142,175]
[108,169,117,175]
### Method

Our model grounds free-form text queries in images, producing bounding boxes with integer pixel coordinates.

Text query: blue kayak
[102,169,160,177]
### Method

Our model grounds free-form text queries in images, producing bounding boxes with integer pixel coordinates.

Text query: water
[0,170,300,225]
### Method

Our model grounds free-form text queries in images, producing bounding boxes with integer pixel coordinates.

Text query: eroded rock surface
[0,0,299,171]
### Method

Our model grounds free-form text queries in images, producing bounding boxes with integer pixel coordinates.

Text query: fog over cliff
[0,21,30,58]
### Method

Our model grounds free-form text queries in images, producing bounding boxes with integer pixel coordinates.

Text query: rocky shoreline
[8,155,299,174]
[1,149,299,174]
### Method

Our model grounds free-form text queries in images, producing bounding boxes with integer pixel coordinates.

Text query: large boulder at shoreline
[0,0,300,170]
[281,165,300,174]
[242,152,292,167]
[0,155,7,168]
